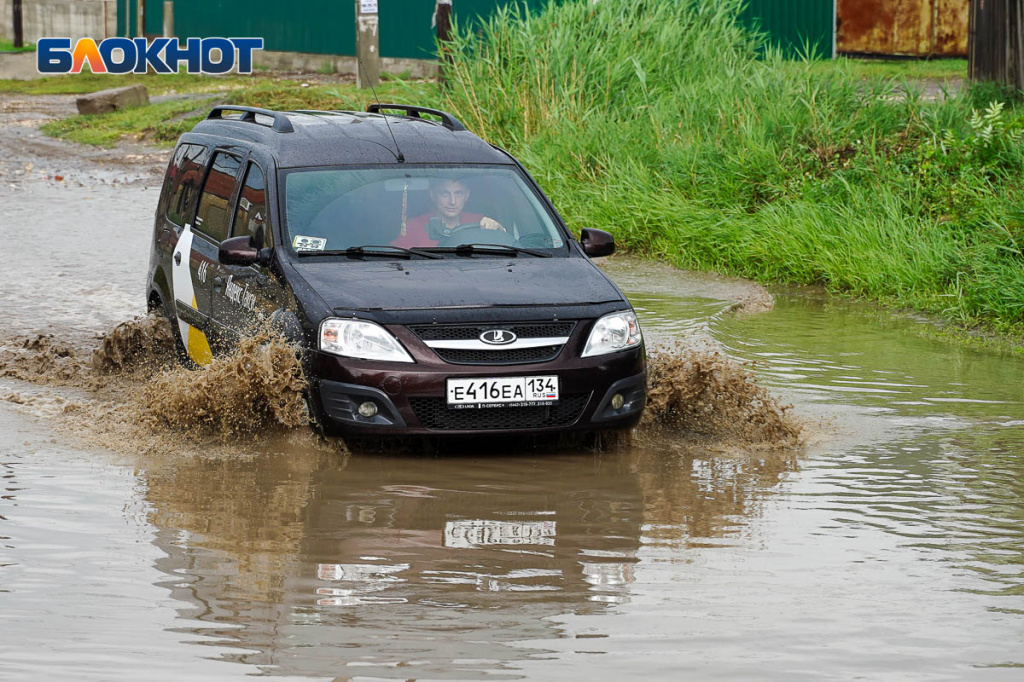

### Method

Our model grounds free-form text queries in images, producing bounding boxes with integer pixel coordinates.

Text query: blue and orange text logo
[37,37,264,75]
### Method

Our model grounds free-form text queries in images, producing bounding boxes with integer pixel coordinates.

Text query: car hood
[291,256,624,312]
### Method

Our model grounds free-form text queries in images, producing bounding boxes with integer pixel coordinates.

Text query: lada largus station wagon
[146,104,646,437]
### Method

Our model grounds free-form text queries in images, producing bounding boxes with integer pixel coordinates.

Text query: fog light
[611,393,625,410]
[358,401,378,418]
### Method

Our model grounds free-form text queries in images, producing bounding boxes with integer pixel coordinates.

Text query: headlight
[319,318,414,363]
[582,311,642,358]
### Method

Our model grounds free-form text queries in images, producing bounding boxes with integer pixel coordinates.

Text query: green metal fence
[743,0,835,58]
[124,0,833,60]
[380,0,546,60]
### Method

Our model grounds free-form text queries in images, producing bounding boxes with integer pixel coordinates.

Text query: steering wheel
[428,219,483,241]
[436,225,516,247]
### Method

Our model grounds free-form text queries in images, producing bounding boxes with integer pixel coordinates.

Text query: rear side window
[232,162,270,249]
[159,143,209,228]
[194,152,241,242]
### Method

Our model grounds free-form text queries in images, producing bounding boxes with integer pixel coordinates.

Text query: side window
[160,143,209,228]
[194,151,242,243]
[231,163,270,249]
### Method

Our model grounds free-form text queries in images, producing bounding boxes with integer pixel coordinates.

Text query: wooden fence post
[163,1,174,38]
[436,0,453,88]
[13,0,24,48]
[356,0,381,89]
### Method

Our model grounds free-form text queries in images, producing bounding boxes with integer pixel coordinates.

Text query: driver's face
[432,181,469,219]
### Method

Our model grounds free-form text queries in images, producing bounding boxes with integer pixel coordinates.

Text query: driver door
[210,160,287,341]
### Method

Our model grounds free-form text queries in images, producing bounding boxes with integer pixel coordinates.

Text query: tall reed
[440,0,1024,331]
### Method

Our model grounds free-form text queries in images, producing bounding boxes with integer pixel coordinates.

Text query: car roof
[186,106,513,168]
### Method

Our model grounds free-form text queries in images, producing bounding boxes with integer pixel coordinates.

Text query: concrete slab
[76,84,149,115]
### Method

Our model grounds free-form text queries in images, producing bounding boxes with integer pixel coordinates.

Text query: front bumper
[309,346,646,436]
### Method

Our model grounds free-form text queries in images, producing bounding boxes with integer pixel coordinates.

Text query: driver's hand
[480,216,505,231]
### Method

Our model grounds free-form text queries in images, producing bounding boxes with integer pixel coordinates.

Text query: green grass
[32,78,436,148]
[815,57,967,81]
[0,39,34,52]
[39,98,213,146]
[437,0,1024,334]
[224,79,434,111]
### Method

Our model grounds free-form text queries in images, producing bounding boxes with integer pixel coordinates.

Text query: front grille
[409,322,576,342]
[409,322,576,366]
[433,344,563,365]
[409,393,590,431]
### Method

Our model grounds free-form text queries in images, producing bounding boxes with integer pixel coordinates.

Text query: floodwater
[3,149,1024,681]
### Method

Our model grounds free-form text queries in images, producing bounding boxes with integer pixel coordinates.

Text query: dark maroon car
[147,104,645,437]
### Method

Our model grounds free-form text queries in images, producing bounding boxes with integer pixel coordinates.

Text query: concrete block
[76,84,149,115]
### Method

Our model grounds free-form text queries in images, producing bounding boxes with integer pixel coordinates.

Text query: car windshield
[281,166,568,256]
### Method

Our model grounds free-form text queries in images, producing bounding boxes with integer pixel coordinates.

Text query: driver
[392,178,505,248]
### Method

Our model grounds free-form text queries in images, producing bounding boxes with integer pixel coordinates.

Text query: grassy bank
[438,0,1024,334]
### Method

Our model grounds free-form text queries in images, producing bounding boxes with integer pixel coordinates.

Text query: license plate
[443,520,557,548]
[446,375,559,409]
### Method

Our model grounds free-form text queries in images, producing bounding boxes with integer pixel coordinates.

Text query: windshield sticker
[293,235,327,252]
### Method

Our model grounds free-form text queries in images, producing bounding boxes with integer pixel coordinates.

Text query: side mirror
[219,235,260,266]
[581,228,615,258]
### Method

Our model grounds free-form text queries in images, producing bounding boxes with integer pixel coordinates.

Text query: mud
[1,311,802,453]
[91,314,176,374]
[0,92,169,188]
[141,334,308,436]
[643,349,800,446]
[0,334,93,387]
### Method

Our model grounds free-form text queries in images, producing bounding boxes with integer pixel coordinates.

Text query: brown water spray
[1,314,802,451]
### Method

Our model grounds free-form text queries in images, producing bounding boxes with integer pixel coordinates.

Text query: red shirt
[392,212,483,249]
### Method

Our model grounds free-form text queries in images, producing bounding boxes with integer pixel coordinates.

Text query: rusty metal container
[838,0,968,57]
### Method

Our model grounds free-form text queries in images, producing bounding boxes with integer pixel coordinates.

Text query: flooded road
[2,109,1024,680]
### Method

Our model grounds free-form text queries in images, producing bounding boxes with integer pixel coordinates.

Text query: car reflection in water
[142,443,796,679]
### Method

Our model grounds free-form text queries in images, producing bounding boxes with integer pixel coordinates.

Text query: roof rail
[366,103,466,132]
[206,105,294,133]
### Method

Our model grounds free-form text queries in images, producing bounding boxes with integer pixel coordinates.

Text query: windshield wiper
[298,245,442,259]
[424,243,552,258]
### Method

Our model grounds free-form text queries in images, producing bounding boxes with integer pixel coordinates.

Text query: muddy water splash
[0,313,176,388]
[93,315,308,436]
[0,334,92,386]
[2,315,801,449]
[2,314,309,448]
[643,348,801,447]
[91,314,176,374]
[141,334,308,436]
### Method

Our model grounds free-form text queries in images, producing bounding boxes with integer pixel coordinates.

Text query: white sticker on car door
[170,224,213,365]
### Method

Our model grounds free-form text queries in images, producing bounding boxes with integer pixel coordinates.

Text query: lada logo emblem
[480,329,517,345]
